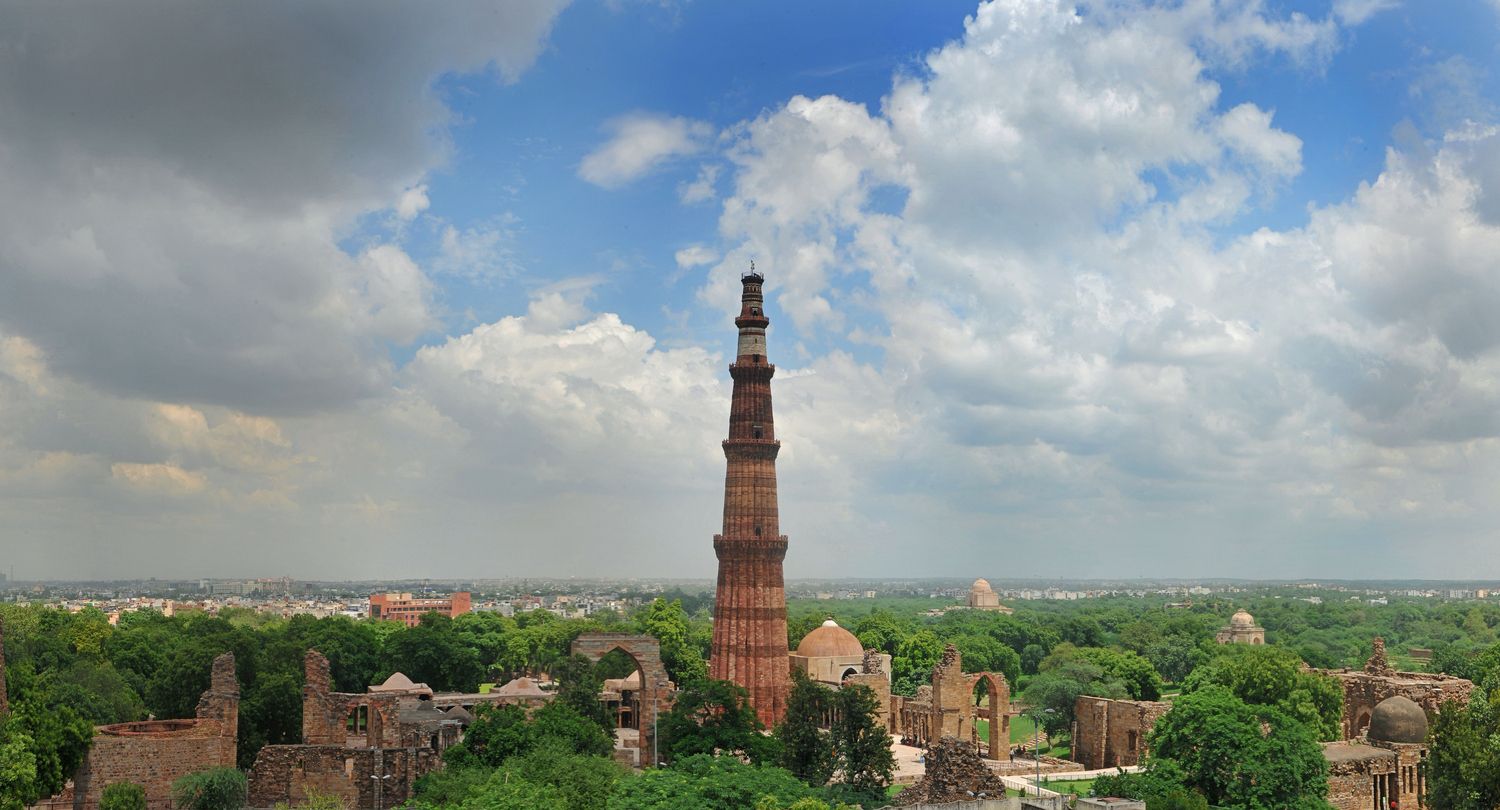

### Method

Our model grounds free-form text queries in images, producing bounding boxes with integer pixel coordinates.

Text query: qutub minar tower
[710,265,791,727]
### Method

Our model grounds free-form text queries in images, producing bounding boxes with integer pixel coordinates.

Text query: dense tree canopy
[1182,644,1343,741]
[1425,690,1500,809]
[1149,686,1331,810]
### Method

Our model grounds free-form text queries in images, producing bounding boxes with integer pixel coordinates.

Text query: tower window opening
[754,525,762,537]
[751,307,761,315]
[752,424,764,439]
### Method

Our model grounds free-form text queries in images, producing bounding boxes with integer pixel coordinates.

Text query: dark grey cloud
[0,0,569,413]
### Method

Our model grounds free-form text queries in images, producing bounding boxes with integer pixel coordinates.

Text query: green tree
[606,754,823,810]
[1182,645,1343,740]
[852,612,908,657]
[0,719,39,810]
[551,654,611,732]
[1150,686,1330,810]
[455,701,612,767]
[1092,760,1205,809]
[380,613,484,692]
[827,683,894,806]
[503,743,625,810]
[892,630,943,695]
[1144,637,1203,684]
[776,673,833,785]
[1426,693,1500,809]
[99,783,147,810]
[171,768,248,810]
[659,679,777,765]
[637,599,708,688]
[950,635,1021,686]
[1070,646,1163,700]
[1021,653,1127,735]
[8,697,93,799]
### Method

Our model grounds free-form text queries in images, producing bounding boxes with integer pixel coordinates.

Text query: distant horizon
[16,575,1500,588]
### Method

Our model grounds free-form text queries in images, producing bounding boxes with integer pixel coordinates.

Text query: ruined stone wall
[247,745,436,810]
[38,653,238,810]
[572,634,674,763]
[1324,754,1390,810]
[931,645,969,739]
[843,672,891,733]
[1072,696,1170,771]
[1333,671,1473,739]
[1321,637,1475,739]
[302,650,346,745]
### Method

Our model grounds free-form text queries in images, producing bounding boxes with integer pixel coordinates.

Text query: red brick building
[709,267,791,727]
[368,591,472,627]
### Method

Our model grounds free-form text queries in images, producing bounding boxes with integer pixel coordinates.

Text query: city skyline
[3,1,1500,581]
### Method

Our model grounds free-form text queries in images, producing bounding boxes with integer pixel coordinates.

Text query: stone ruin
[891,645,1011,758]
[248,650,464,810]
[893,737,1007,806]
[33,652,239,810]
[1315,636,1473,739]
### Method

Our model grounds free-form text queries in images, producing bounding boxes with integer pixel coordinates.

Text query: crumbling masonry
[1316,637,1473,739]
[1072,696,1170,770]
[34,653,239,810]
[248,650,460,810]
[891,645,1012,759]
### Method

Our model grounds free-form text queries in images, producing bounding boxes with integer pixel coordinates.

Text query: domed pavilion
[1215,608,1265,645]
[789,619,890,687]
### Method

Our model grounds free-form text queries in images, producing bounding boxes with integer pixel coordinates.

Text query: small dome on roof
[381,672,416,689]
[495,677,548,698]
[1230,609,1256,628]
[1368,696,1428,744]
[971,579,994,593]
[796,619,864,658]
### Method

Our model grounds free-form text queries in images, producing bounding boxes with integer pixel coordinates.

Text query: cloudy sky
[3,0,1499,581]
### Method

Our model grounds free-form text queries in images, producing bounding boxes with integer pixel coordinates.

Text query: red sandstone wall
[248,746,434,810]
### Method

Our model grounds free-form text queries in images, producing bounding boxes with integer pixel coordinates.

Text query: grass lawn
[886,784,906,799]
[1040,777,1095,796]
[975,715,1071,757]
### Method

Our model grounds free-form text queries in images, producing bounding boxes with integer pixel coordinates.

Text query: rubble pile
[894,736,1007,806]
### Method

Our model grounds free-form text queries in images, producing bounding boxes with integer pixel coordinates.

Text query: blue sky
[3,0,1500,580]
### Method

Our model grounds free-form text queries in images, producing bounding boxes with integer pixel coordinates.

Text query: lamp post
[370,772,393,810]
[1032,708,1056,798]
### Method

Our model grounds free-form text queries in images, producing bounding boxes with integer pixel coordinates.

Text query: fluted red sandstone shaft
[710,269,790,728]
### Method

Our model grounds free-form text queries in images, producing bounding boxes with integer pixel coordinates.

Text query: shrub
[171,767,247,810]
[99,783,146,810]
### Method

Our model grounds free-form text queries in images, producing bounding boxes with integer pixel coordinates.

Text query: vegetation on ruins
[776,672,835,785]
[658,678,779,765]
[772,673,893,807]
[99,782,148,810]
[1425,690,1500,809]
[604,755,852,810]
[1150,686,1331,809]
[1180,644,1344,741]
[11,589,1500,809]
[171,767,248,810]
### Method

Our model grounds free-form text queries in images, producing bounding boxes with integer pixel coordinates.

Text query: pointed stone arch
[966,672,1011,760]
[572,633,675,766]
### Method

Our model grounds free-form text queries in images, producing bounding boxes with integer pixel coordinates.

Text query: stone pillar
[302,650,345,745]
[710,268,791,728]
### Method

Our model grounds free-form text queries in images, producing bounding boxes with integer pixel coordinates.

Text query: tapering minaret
[710,265,791,727]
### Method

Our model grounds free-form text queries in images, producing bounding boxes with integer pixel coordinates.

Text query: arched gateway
[572,633,675,766]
